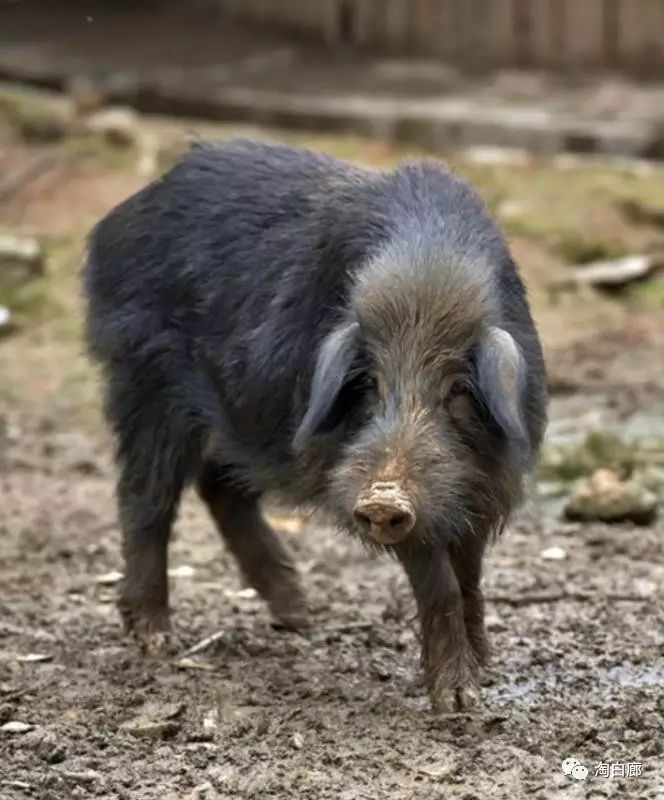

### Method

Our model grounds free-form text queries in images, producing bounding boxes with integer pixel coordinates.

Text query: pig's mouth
[352,482,417,545]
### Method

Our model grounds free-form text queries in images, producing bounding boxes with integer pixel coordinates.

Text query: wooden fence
[222,0,664,72]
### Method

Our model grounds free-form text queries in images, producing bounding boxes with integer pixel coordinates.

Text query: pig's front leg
[396,541,480,712]
[450,535,490,669]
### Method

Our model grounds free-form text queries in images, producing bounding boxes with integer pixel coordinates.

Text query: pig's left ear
[293,321,360,452]
[476,326,531,462]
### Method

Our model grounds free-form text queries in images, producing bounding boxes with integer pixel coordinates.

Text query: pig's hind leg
[197,461,309,630]
[397,542,480,713]
[108,373,200,655]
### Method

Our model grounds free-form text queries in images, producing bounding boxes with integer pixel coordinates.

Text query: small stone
[565,468,658,525]
[225,587,257,600]
[638,464,664,501]
[0,306,15,337]
[175,658,215,672]
[60,770,101,786]
[23,728,66,763]
[202,709,218,731]
[540,546,567,561]
[121,718,180,740]
[186,783,215,800]
[464,146,530,166]
[292,732,304,749]
[66,75,108,114]
[16,652,52,663]
[151,702,185,720]
[95,570,123,585]
[570,254,662,289]
[632,579,657,597]
[12,103,73,143]
[485,613,507,632]
[2,721,34,733]
[498,200,532,219]
[168,565,195,578]
[84,107,139,147]
[121,701,184,739]
[0,234,45,288]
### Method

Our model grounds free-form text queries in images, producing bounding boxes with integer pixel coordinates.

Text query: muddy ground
[0,96,663,799]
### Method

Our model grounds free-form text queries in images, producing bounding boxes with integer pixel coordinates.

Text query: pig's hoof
[120,606,178,656]
[267,587,310,631]
[138,628,180,657]
[431,685,481,714]
[269,599,310,631]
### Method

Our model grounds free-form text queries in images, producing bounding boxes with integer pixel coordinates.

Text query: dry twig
[0,150,63,204]
[487,591,651,606]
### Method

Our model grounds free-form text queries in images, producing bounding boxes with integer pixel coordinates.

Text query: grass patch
[539,431,637,483]
[625,278,664,310]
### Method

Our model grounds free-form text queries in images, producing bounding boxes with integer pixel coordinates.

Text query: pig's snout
[353,483,416,544]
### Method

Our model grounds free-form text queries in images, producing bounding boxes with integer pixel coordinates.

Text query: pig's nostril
[353,510,373,531]
[389,512,408,529]
[385,510,416,537]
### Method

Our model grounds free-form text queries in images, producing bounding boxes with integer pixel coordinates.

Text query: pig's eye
[440,374,468,403]
[447,380,467,398]
[442,376,476,419]
[364,372,387,403]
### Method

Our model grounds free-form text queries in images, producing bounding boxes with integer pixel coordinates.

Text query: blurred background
[1,2,663,799]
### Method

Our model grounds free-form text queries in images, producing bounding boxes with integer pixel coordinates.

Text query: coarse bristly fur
[83,138,548,710]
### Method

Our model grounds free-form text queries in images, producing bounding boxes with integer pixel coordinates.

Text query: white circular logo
[561,758,580,776]
[562,758,588,780]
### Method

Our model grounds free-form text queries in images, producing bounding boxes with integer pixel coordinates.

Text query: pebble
[0,234,44,282]
[59,769,100,786]
[84,107,139,147]
[16,652,52,663]
[202,709,219,732]
[540,546,567,561]
[1,721,34,734]
[486,613,508,632]
[565,468,658,525]
[23,727,66,763]
[121,702,184,740]
[186,782,215,800]
[95,570,123,585]
[570,254,661,289]
[0,306,15,337]
[121,719,180,740]
[168,565,195,578]
[225,587,257,599]
[175,658,216,672]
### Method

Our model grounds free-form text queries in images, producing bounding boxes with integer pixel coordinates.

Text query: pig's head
[294,238,535,547]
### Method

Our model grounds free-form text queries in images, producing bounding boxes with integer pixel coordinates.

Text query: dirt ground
[1,104,663,799]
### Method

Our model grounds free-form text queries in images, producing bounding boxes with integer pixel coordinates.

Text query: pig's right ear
[293,321,360,452]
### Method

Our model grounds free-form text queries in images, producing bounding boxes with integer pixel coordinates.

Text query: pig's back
[83,139,380,363]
